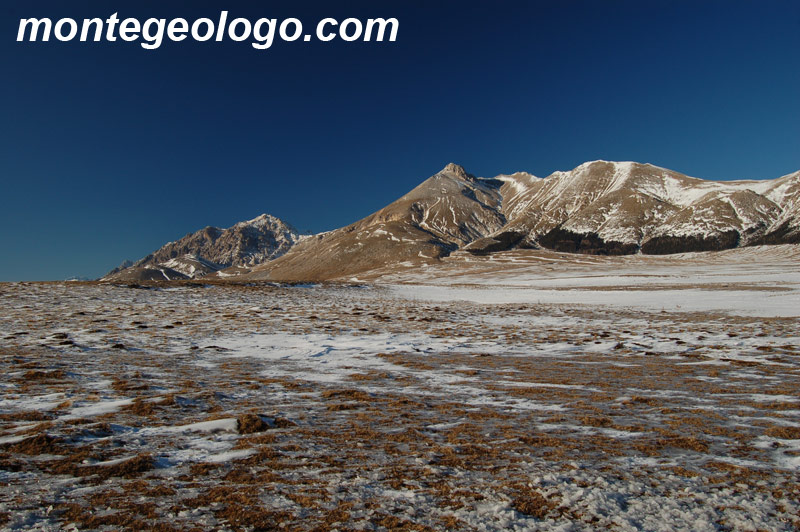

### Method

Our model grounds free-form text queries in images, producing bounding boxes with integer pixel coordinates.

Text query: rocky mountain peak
[440,162,469,179]
[102,213,300,281]
[236,213,294,230]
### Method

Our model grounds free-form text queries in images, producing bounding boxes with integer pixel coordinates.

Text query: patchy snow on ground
[390,284,800,317]
[1,249,799,531]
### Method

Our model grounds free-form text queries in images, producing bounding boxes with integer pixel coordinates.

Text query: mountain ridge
[102,214,300,281]
[104,162,800,282]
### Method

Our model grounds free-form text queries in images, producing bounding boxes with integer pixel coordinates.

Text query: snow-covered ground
[371,245,800,317]
[392,284,800,317]
[1,252,799,531]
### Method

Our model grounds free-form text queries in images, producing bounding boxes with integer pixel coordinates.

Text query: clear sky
[1,0,798,281]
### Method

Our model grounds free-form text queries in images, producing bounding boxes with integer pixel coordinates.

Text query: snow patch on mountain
[103,214,299,281]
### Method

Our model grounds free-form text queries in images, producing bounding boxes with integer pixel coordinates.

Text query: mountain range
[103,161,800,282]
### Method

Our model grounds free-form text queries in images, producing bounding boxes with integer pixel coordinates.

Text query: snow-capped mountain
[468,161,800,255]
[103,162,799,282]
[248,162,799,281]
[103,214,299,281]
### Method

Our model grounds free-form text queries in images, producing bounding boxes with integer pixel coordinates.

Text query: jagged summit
[102,214,299,281]
[234,213,297,231]
[440,162,470,178]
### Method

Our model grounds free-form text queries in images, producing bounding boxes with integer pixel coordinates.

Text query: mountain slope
[468,162,800,255]
[242,164,507,281]
[103,214,299,281]
[752,170,800,244]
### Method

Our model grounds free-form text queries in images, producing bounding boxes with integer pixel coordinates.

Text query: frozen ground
[1,248,799,531]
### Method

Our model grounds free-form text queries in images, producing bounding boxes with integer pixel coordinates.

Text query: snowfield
[1,248,799,531]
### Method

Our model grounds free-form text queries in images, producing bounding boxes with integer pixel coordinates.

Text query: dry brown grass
[20,369,67,382]
[111,375,148,392]
[511,488,558,519]
[321,389,372,401]
[122,398,157,417]
[90,453,155,479]
[56,502,151,531]
[236,413,269,434]
[634,434,710,455]
[5,433,63,455]
[0,410,52,422]
[764,425,800,439]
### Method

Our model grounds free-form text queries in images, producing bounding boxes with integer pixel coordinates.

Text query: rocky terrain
[104,162,799,282]
[103,214,300,282]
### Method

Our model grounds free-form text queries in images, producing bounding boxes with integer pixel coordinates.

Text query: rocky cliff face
[102,214,299,281]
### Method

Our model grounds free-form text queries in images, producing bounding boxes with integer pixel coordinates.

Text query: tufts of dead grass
[237,413,269,434]
[5,433,63,455]
[20,369,67,382]
[90,453,154,479]
[764,425,800,439]
[511,489,554,519]
[122,398,157,417]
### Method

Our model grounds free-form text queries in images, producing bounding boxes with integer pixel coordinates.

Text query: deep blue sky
[1,1,798,280]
